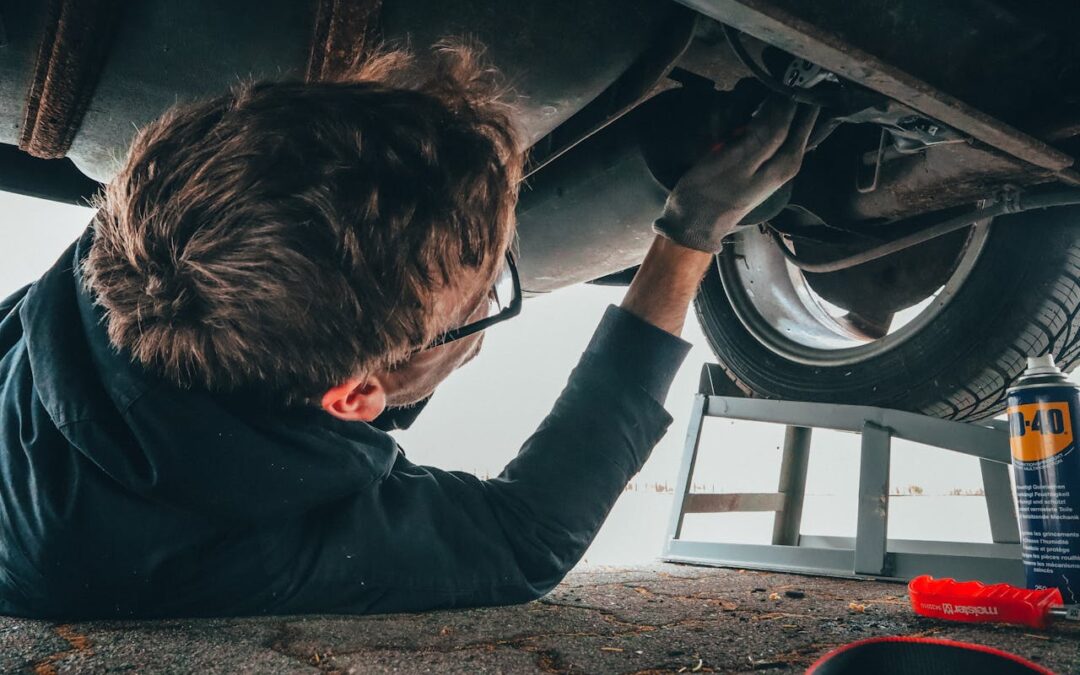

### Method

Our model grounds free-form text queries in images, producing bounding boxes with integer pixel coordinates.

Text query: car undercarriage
[3,0,1080,419]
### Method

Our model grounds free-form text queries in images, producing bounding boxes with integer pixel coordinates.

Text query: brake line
[770,189,1080,273]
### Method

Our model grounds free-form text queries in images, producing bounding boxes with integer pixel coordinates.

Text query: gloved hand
[652,98,820,253]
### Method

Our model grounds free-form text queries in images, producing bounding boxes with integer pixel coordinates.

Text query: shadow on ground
[3,564,1078,674]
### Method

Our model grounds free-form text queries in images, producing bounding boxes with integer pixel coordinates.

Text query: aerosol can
[1007,355,1080,603]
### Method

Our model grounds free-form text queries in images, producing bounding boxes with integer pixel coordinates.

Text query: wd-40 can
[1007,354,1080,602]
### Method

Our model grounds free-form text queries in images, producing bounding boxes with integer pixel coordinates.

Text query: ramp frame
[663,364,1023,585]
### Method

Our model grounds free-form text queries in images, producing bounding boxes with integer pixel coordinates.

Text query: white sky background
[2,190,1010,563]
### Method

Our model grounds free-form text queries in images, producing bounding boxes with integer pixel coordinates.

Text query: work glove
[653,98,820,254]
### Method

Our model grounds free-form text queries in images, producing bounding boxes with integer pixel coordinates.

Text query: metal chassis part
[675,0,1079,183]
[663,363,1024,585]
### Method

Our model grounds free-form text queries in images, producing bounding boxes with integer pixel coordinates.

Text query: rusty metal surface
[18,0,124,159]
[844,143,1057,221]
[29,0,673,181]
[304,0,382,82]
[674,0,1075,173]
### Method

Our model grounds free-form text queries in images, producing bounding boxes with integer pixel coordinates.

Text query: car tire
[694,206,1080,421]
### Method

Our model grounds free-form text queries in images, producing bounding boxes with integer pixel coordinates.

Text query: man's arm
[621,237,713,337]
[272,304,685,614]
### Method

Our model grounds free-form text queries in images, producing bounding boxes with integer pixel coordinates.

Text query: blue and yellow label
[1008,400,1073,461]
[1007,384,1080,603]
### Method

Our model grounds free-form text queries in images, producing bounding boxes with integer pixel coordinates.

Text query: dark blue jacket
[0,228,688,619]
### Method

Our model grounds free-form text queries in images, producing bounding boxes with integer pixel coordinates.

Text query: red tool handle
[908,575,1063,629]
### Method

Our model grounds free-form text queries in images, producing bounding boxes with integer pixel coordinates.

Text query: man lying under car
[0,45,817,618]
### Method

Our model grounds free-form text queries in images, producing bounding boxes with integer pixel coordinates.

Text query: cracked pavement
[3,564,1078,674]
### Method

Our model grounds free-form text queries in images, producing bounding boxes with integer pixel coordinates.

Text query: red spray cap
[908,575,1064,629]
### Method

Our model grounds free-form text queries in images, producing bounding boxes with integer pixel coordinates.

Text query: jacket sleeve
[276,305,691,615]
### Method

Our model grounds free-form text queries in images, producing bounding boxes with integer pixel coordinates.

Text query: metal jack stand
[663,364,1024,585]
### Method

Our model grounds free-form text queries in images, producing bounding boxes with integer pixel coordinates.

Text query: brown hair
[84,43,523,404]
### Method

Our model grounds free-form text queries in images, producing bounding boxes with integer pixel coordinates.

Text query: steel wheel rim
[717,223,991,367]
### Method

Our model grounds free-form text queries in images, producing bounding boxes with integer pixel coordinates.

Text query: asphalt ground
[3,564,1078,674]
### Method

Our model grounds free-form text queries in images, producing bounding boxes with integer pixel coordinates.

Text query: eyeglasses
[413,251,522,353]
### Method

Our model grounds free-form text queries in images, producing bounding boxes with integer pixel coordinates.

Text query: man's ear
[321,376,387,422]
